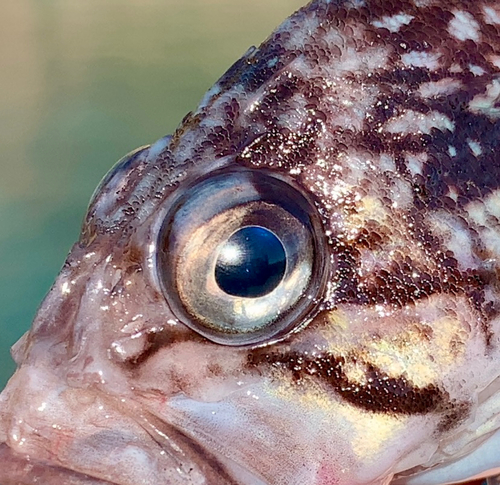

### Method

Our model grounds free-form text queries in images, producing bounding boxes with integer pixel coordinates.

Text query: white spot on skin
[483,5,500,25]
[335,45,392,74]
[267,56,278,68]
[402,51,442,70]
[466,191,500,261]
[489,55,500,69]
[447,186,459,202]
[429,211,477,270]
[448,145,457,157]
[412,0,435,6]
[469,79,500,119]
[391,178,414,210]
[469,65,486,76]
[405,152,428,176]
[385,110,455,135]
[372,13,414,33]
[448,10,481,42]
[61,281,71,295]
[281,15,322,52]
[484,190,500,219]
[418,78,463,98]
[467,139,483,156]
[147,136,171,162]
[378,153,396,172]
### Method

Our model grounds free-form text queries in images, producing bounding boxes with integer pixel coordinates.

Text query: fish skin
[2,0,500,483]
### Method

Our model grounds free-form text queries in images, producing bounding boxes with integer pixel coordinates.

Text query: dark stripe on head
[248,350,450,415]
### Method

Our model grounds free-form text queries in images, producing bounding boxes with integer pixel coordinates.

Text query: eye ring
[157,168,329,346]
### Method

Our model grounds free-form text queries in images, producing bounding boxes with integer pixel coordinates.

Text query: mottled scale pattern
[2,0,500,484]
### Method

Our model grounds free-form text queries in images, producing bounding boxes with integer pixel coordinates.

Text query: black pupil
[215,226,287,298]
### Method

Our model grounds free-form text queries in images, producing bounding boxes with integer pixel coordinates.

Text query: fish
[2,0,500,483]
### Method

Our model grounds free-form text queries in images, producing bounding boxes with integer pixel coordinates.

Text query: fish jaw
[0,366,143,485]
[0,443,115,485]
[0,359,271,485]
[0,365,199,485]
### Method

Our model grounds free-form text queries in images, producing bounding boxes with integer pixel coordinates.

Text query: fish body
[2,0,500,483]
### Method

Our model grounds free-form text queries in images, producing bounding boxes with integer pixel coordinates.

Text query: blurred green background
[0,0,305,388]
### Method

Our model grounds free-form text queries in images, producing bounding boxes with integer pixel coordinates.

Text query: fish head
[2,0,500,484]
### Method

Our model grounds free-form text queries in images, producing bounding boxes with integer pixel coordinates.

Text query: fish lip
[0,364,216,485]
[0,407,242,485]
[0,366,238,485]
[0,441,122,485]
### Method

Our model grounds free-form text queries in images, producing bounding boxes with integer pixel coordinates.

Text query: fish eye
[157,169,328,346]
[215,225,287,298]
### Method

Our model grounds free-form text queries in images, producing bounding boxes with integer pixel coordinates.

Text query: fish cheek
[250,294,483,414]
[239,296,486,482]
[123,338,252,405]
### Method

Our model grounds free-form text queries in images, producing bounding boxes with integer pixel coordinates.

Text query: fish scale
[2,0,500,484]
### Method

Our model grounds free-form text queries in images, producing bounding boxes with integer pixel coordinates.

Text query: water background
[0,0,304,388]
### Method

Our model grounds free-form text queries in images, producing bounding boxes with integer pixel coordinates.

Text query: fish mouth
[0,413,239,485]
[0,442,119,485]
[0,364,248,485]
